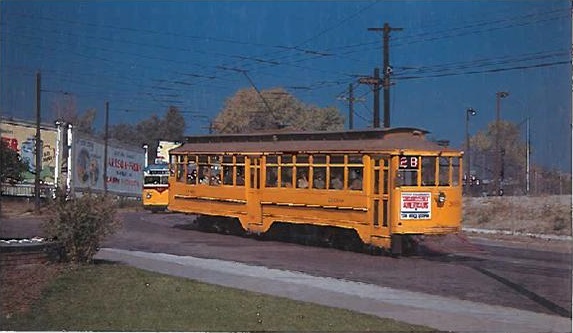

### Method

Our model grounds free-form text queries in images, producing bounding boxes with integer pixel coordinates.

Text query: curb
[463,227,572,241]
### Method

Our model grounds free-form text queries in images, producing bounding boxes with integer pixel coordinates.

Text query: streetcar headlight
[146,193,152,199]
[438,192,446,204]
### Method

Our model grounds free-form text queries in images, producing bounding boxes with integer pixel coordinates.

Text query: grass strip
[1,262,438,331]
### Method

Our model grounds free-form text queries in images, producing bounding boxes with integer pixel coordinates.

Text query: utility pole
[368,23,402,128]
[494,91,509,196]
[337,84,365,130]
[348,84,354,130]
[34,71,41,214]
[359,68,382,128]
[104,101,109,195]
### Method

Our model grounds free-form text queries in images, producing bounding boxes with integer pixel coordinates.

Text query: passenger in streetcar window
[313,172,326,189]
[330,169,343,190]
[199,167,211,185]
[349,169,363,190]
[297,172,309,188]
[236,172,245,186]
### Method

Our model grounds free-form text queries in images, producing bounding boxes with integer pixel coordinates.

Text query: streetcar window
[330,154,344,164]
[348,168,362,190]
[329,167,344,190]
[396,169,417,186]
[396,155,418,187]
[452,157,461,186]
[296,167,309,188]
[235,156,245,186]
[144,176,161,185]
[265,155,278,187]
[348,155,363,191]
[187,161,197,185]
[279,154,293,188]
[439,157,450,186]
[313,167,326,189]
[222,155,234,186]
[281,154,293,164]
[281,166,293,188]
[210,156,221,186]
[236,165,245,186]
[312,154,327,190]
[329,154,345,190]
[313,154,327,165]
[169,155,176,177]
[266,167,278,187]
[176,155,185,182]
[422,157,436,186]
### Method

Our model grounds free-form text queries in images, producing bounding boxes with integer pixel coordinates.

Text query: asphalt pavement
[95,247,572,333]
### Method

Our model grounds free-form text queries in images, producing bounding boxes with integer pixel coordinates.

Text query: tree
[0,140,28,183]
[159,106,186,142]
[109,106,186,165]
[470,120,528,194]
[212,87,344,133]
[50,94,96,134]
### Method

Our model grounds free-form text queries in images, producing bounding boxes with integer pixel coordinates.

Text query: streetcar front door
[247,156,263,228]
[370,156,391,249]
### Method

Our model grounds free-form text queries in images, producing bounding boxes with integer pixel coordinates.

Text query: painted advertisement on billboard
[73,132,144,197]
[0,119,57,184]
[73,135,105,191]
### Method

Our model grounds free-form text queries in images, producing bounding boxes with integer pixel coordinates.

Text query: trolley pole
[34,71,42,214]
[368,23,402,128]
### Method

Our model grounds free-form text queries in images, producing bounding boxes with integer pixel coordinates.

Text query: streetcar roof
[171,127,460,154]
[144,163,169,172]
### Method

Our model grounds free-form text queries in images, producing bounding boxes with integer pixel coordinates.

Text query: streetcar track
[425,253,572,318]
[469,264,572,318]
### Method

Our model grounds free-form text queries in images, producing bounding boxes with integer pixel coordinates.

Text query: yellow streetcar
[142,163,170,212]
[168,127,463,255]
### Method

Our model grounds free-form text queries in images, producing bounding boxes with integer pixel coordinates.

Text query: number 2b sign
[400,192,431,219]
[399,156,419,169]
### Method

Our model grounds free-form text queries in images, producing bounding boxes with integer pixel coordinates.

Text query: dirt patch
[0,198,51,219]
[0,263,64,319]
[463,195,572,236]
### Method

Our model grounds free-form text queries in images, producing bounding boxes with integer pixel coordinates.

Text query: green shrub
[42,191,122,263]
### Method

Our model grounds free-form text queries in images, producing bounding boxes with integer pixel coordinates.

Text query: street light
[494,91,509,195]
[465,107,477,193]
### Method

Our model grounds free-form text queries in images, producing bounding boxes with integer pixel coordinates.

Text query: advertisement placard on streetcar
[400,192,431,219]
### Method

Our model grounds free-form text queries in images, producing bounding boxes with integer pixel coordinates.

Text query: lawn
[1,262,438,332]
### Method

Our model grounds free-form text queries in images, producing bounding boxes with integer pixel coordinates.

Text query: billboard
[73,132,144,197]
[156,140,180,164]
[0,119,57,184]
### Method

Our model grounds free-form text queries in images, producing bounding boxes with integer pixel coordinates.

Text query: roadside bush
[42,191,122,263]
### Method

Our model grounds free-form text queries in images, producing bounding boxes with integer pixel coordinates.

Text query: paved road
[99,212,571,315]
[2,211,571,332]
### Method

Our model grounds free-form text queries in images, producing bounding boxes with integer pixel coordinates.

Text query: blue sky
[1,1,571,171]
